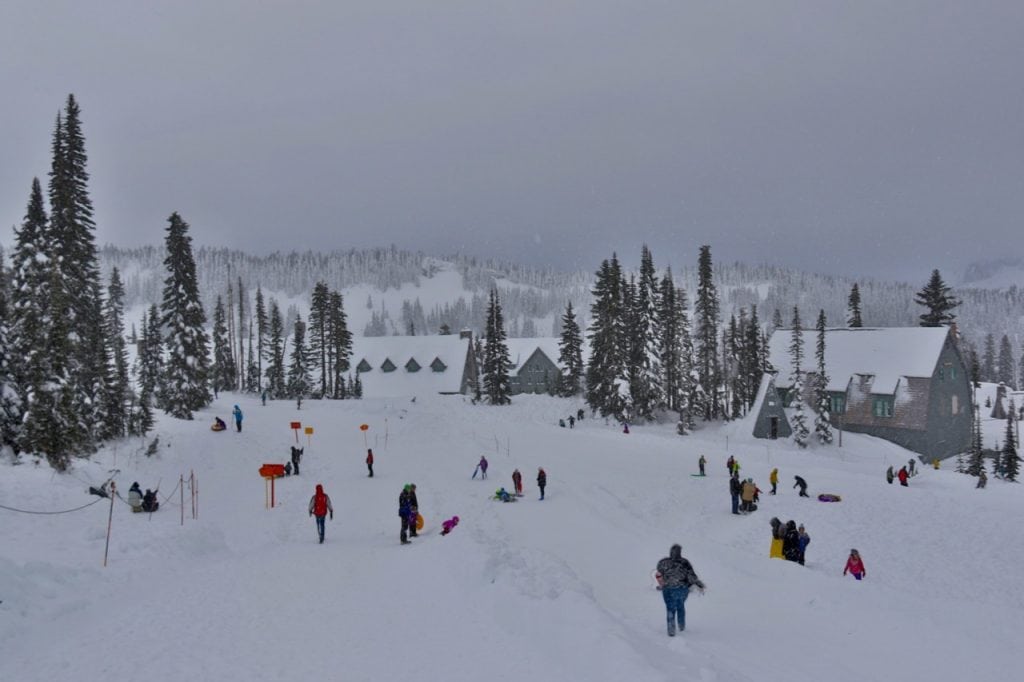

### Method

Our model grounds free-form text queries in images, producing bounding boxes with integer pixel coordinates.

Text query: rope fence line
[0,497,105,515]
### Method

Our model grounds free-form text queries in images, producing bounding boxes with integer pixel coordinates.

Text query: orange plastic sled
[416,513,424,531]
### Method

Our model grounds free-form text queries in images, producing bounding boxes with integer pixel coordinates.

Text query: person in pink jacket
[843,549,866,580]
[441,516,459,535]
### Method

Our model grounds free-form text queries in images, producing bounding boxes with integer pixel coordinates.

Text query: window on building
[830,394,846,415]
[952,394,959,415]
[430,357,447,372]
[356,359,372,373]
[405,358,421,373]
[951,366,957,380]
[872,397,893,418]
[938,367,944,381]
[380,358,396,373]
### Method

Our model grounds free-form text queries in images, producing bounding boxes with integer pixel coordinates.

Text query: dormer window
[430,357,447,372]
[356,359,372,373]
[405,358,421,373]
[381,358,397,373]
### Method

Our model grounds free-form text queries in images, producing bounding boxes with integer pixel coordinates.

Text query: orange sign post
[290,421,302,443]
[360,423,369,448]
[304,426,314,448]
[260,464,286,508]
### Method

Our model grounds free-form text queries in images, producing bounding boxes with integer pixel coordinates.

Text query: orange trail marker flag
[290,421,301,443]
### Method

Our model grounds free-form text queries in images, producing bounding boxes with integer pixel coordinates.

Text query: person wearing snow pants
[366,449,374,478]
[537,468,547,500]
[308,484,333,544]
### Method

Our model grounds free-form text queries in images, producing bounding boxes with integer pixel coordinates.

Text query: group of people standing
[886,459,917,486]
[769,517,810,565]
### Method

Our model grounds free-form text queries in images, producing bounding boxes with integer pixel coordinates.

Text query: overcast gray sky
[2,0,1022,282]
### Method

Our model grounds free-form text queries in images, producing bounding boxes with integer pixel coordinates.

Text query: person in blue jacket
[233,405,243,432]
[797,524,811,565]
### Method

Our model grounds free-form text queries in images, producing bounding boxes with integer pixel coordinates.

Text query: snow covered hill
[2,396,1022,682]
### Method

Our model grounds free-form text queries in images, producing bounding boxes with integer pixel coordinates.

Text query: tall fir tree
[245,320,260,392]
[743,305,763,411]
[308,281,331,397]
[629,245,663,419]
[557,301,584,396]
[966,402,985,477]
[789,307,809,448]
[254,286,268,392]
[286,313,312,406]
[237,276,246,389]
[675,285,697,434]
[914,269,959,327]
[0,249,18,451]
[694,245,722,420]
[1002,408,1020,482]
[101,267,131,439]
[847,283,863,327]
[139,303,165,409]
[814,310,833,445]
[482,288,511,405]
[982,334,996,384]
[586,256,626,419]
[211,296,236,395]
[328,290,352,398]
[159,212,211,419]
[266,299,286,398]
[7,179,52,453]
[997,335,1016,388]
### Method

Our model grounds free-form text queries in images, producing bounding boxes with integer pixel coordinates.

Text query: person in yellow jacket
[769,468,779,495]
[769,517,784,558]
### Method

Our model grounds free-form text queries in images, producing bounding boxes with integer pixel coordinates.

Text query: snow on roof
[494,337,590,373]
[767,327,950,395]
[350,335,471,396]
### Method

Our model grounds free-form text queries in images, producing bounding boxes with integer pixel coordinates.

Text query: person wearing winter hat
[654,544,706,636]
[308,484,333,544]
[232,404,243,433]
[441,516,460,535]
[399,485,414,544]
[844,549,866,580]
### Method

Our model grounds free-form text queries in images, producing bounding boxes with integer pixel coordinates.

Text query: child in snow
[441,516,460,535]
[512,469,523,496]
[128,482,144,511]
[698,455,706,476]
[769,517,784,558]
[537,468,547,500]
[886,466,894,484]
[797,525,810,565]
[977,469,988,488]
[212,417,227,431]
[769,468,779,494]
[232,405,243,432]
[291,446,303,476]
[478,456,489,480]
[495,488,513,502]
[782,520,800,562]
[844,549,866,580]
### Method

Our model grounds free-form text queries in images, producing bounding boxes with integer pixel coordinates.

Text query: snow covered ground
[2,394,1022,682]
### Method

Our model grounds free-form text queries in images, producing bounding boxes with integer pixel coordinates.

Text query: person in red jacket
[366,448,374,478]
[308,484,334,544]
[843,549,866,580]
[897,466,909,487]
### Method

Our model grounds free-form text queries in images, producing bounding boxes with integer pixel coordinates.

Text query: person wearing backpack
[308,484,333,544]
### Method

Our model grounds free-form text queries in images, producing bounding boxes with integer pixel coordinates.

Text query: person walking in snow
[769,468,779,495]
[478,456,489,480]
[399,485,415,544]
[782,520,801,562]
[366,448,374,478]
[908,459,917,477]
[577,408,585,421]
[308,484,333,544]
[797,524,811,565]
[291,446,303,476]
[512,468,523,496]
[977,469,988,489]
[232,405,243,433]
[898,466,909,487]
[844,549,866,580]
[730,473,742,515]
[793,475,809,497]
[623,422,630,434]
[698,455,706,476]
[261,389,267,406]
[654,544,705,637]
[537,467,547,500]
[886,465,894,484]
[726,455,735,475]
[568,415,575,429]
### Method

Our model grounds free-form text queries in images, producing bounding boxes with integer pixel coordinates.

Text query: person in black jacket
[291,447,303,476]
[782,520,801,562]
[793,475,809,497]
[537,468,547,500]
[399,485,414,544]
[408,484,419,537]
[655,544,706,636]
[729,473,742,514]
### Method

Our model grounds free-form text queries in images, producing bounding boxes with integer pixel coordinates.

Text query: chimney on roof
[459,329,472,340]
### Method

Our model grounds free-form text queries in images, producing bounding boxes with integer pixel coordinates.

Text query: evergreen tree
[914,269,959,327]
[771,308,784,331]
[286,313,312,407]
[7,179,51,453]
[211,296,236,395]
[847,283,863,327]
[586,256,626,419]
[159,212,211,419]
[743,305,763,411]
[1002,408,1020,482]
[982,334,996,383]
[254,286,267,392]
[266,299,286,398]
[789,307,809,448]
[48,95,105,450]
[814,309,833,445]
[966,404,985,477]
[629,245,663,419]
[482,289,511,405]
[694,245,722,420]
[308,281,331,397]
[327,290,352,398]
[675,286,697,434]
[658,272,681,413]
[0,249,18,451]
[245,320,260,392]
[101,267,130,439]
[352,373,363,399]
[557,301,584,396]
[997,334,1016,388]
[237,276,246,389]
[138,303,165,409]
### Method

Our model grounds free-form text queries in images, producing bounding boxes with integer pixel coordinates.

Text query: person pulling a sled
[654,544,705,636]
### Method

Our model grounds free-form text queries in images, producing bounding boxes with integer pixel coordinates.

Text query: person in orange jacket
[844,549,866,580]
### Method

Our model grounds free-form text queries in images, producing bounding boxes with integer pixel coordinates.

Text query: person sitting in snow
[495,487,514,502]
[441,516,460,535]
[142,488,159,513]
[212,416,227,431]
[128,482,144,511]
